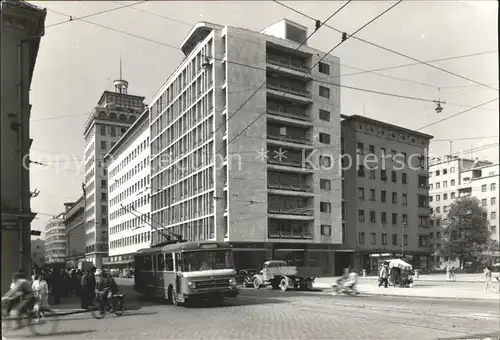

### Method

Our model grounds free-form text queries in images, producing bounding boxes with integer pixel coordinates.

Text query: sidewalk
[313,277,500,300]
[332,272,500,283]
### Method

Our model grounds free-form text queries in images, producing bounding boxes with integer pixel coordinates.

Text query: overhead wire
[273,0,499,93]
[216,1,403,157]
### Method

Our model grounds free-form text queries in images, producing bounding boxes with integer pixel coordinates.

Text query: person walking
[378,264,389,288]
[80,270,89,309]
[481,267,497,292]
[32,273,49,322]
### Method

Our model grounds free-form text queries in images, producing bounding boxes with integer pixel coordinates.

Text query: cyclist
[95,269,118,315]
[2,270,36,320]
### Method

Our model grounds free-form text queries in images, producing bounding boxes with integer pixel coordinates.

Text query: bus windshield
[181,250,234,272]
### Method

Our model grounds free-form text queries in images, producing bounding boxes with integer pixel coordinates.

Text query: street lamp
[401,223,407,258]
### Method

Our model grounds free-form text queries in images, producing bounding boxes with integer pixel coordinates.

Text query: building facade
[44,213,66,263]
[63,197,86,268]
[83,79,145,268]
[106,109,151,268]
[0,0,46,293]
[149,19,344,275]
[429,159,499,267]
[31,238,45,268]
[341,115,433,273]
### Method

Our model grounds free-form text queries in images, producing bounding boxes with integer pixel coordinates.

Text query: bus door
[174,252,183,293]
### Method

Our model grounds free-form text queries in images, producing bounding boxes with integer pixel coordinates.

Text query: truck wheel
[253,278,261,289]
[280,278,288,292]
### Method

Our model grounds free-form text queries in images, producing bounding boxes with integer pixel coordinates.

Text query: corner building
[44,213,66,264]
[83,80,145,268]
[341,115,433,273]
[106,110,151,269]
[150,19,345,275]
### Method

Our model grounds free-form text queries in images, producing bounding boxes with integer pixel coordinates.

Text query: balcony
[267,108,312,124]
[268,182,313,193]
[267,132,312,146]
[268,219,313,239]
[267,82,312,103]
[267,207,314,216]
[266,55,309,73]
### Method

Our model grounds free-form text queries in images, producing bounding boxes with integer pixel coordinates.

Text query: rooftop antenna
[119,55,123,80]
[113,55,128,94]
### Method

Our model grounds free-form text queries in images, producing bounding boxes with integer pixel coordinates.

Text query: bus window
[144,255,152,271]
[175,253,183,272]
[157,254,166,272]
[165,253,174,272]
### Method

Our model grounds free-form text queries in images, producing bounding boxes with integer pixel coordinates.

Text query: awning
[102,259,134,266]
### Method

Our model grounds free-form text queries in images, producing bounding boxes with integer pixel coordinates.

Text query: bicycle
[90,291,125,319]
[1,297,59,337]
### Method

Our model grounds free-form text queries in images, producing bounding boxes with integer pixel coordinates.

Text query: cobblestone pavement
[3,287,499,340]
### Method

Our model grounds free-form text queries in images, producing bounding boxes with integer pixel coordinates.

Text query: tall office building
[428,159,499,267]
[1,0,46,293]
[341,115,433,272]
[106,109,151,268]
[149,19,345,275]
[44,213,66,263]
[83,77,145,268]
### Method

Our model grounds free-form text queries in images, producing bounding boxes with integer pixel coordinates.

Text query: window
[381,212,387,224]
[319,85,330,98]
[320,225,332,236]
[436,183,441,189]
[402,214,408,224]
[381,190,387,202]
[436,207,441,213]
[382,233,388,246]
[101,179,107,188]
[392,234,398,246]
[100,141,107,150]
[492,197,496,205]
[482,199,487,206]
[369,145,375,153]
[320,202,331,213]
[100,126,106,136]
[451,192,456,199]
[402,173,407,184]
[320,179,331,190]
[436,195,440,201]
[391,171,397,183]
[358,210,365,222]
[435,170,440,176]
[101,193,107,200]
[451,179,455,186]
[110,127,116,137]
[404,235,408,246]
[370,211,376,223]
[402,152,407,164]
[392,192,397,204]
[370,233,376,245]
[492,212,497,220]
[165,253,174,271]
[369,169,376,179]
[450,167,455,173]
[358,232,365,244]
[443,181,448,188]
[392,213,397,225]
[319,133,331,144]
[381,170,387,181]
[402,194,408,205]
[358,165,365,177]
[443,169,448,175]
[430,184,433,190]
[120,127,126,134]
[429,196,433,202]
[319,109,330,121]
[358,187,365,200]
[157,254,165,271]
[369,189,376,201]
[491,183,496,191]
[491,226,497,234]
[443,193,448,200]
[318,62,330,75]
[319,156,331,167]
[482,185,487,192]
[357,142,364,154]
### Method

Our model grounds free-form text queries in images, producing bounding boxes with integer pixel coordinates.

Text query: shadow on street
[24,329,97,338]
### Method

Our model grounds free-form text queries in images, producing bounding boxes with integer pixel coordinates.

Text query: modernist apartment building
[106,109,151,268]
[83,79,146,268]
[341,115,433,272]
[0,0,46,293]
[44,213,67,263]
[429,159,499,259]
[63,197,86,268]
[149,19,345,275]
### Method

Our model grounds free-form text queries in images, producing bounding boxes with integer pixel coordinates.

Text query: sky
[27,0,499,235]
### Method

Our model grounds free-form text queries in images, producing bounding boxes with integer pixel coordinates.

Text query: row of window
[109,137,150,179]
[110,231,150,250]
[109,212,150,236]
[357,188,409,205]
[151,192,215,227]
[109,194,150,222]
[359,232,408,246]
[110,174,149,208]
[110,157,149,194]
[358,210,410,225]
[149,217,215,245]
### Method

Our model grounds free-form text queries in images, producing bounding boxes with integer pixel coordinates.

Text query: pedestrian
[32,272,49,322]
[80,270,89,309]
[481,267,496,292]
[449,267,456,281]
[378,264,389,288]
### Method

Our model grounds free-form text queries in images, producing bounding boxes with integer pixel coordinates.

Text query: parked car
[235,269,257,287]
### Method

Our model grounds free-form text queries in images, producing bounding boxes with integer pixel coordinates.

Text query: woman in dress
[32,272,49,322]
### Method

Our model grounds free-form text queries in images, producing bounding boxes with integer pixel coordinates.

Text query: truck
[251,260,320,291]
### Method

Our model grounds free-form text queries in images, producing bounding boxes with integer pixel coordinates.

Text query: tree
[436,196,491,269]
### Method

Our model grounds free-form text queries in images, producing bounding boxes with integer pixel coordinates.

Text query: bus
[134,241,239,306]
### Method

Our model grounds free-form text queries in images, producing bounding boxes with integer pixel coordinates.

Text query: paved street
[3,280,499,340]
